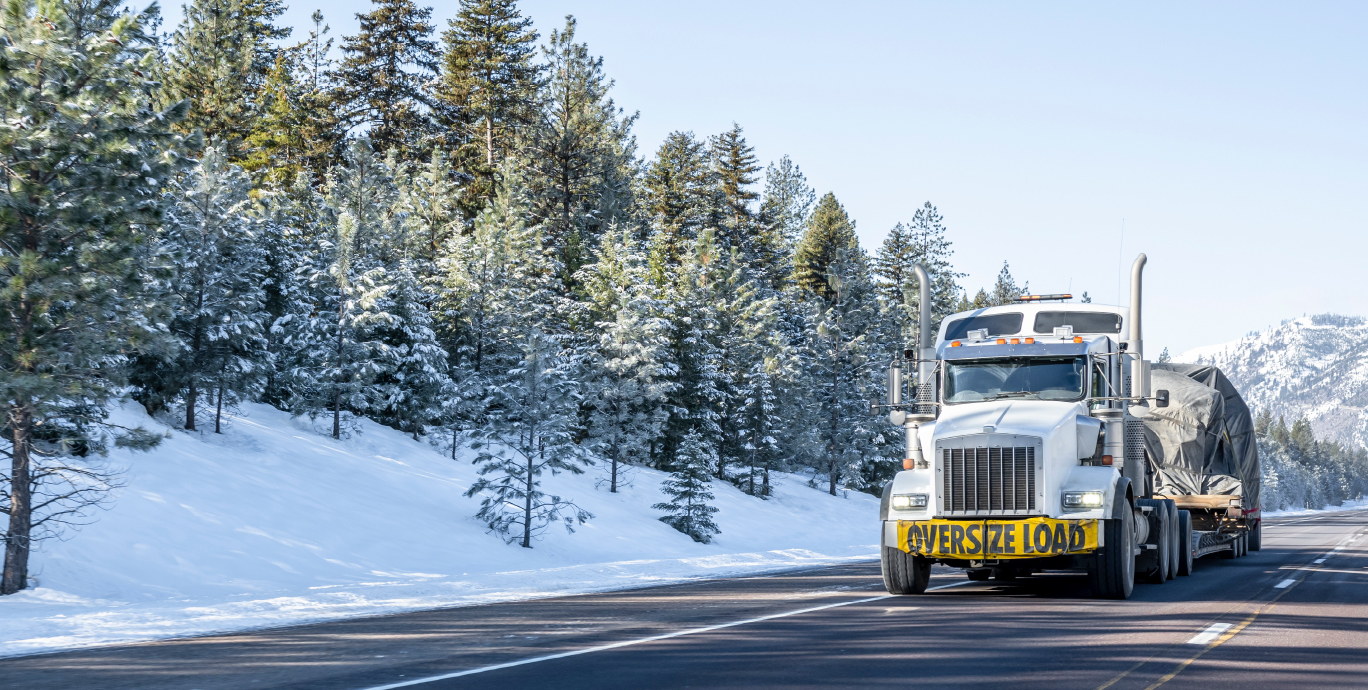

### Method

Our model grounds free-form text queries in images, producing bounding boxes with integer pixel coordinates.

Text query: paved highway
[2,509,1365,689]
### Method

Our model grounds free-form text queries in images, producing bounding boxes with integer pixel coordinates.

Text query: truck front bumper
[890,518,1101,559]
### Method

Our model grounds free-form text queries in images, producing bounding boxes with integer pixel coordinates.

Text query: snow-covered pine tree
[0,1,186,595]
[259,171,325,408]
[644,132,717,283]
[754,155,814,291]
[801,248,889,495]
[162,145,269,433]
[792,193,858,300]
[394,150,463,267]
[989,261,1028,306]
[467,328,591,547]
[873,202,964,345]
[654,429,720,543]
[579,227,672,492]
[367,262,455,440]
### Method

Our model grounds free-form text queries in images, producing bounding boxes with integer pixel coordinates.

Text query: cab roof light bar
[1015,294,1073,302]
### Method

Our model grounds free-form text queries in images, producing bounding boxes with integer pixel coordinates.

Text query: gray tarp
[1141,363,1261,512]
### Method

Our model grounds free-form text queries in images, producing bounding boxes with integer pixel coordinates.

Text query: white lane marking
[1314,558,1327,564]
[357,589,923,689]
[1274,578,1297,589]
[1186,623,1232,645]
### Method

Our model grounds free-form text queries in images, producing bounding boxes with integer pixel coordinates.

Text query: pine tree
[163,0,290,154]
[580,228,671,492]
[644,132,715,282]
[368,262,455,439]
[802,248,889,495]
[873,202,964,344]
[710,123,760,253]
[395,150,463,266]
[0,1,186,595]
[654,429,720,543]
[467,328,591,547]
[754,155,814,289]
[334,0,440,161]
[438,0,541,217]
[134,145,269,433]
[257,172,321,408]
[990,261,1028,306]
[792,193,858,300]
[525,16,637,283]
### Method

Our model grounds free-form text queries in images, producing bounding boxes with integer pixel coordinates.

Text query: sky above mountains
[162,1,1367,353]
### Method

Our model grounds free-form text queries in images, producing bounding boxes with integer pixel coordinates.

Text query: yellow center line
[1094,579,1302,690]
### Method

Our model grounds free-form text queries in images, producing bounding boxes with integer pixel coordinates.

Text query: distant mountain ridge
[1176,314,1368,448]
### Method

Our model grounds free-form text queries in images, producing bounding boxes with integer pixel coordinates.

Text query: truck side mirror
[1155,389,1169,408]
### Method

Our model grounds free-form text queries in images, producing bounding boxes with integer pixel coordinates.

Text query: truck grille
[939,438,1040,515]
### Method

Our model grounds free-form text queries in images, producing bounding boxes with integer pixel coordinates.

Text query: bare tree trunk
[214,371,226,434]
[185,378,197,431]
[486,117,494,167]
[333,288,346,440]
[452,427,458,460]
[2,402,33,594]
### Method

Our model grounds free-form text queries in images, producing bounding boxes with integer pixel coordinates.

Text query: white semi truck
[878,255,1260,599]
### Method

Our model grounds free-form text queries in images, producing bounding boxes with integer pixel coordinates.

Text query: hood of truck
[934,399,1083,443]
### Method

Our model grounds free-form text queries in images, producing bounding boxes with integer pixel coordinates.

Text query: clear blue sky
[162,0,1368,354]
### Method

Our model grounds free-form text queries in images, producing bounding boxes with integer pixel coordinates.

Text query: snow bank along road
[3,510,1366,690]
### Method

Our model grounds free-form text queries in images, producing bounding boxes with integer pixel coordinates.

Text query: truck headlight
[1062,491,1104,510]
[891,493,928,511]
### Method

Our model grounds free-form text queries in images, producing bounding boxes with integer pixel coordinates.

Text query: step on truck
[877,255,1261,599]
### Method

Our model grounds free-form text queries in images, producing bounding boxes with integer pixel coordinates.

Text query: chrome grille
[938,436,1041,515]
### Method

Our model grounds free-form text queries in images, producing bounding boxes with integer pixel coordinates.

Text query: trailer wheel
[1220,535,1237,559]
[967,569,991,581]
[1165,501,1180,581]
[1176,510,1194,576]
[1089,506,1135,599]
[1137,499,1170,584]
[1249,520,1261,551]
[1237,533,1247,557]
[881,528,931,594]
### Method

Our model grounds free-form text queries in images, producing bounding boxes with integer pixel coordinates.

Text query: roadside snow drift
[0,403,879,657]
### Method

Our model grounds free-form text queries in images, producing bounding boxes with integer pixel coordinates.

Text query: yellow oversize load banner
[898,518,1099,559]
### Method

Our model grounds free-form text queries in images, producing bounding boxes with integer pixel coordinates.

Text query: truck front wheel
[1089,506,1136,599]
[881,528,931,594]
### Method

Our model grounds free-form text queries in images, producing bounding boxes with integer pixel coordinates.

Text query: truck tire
[881,528,931,594]
[1089,506,1135,599]
[1238,533,1247,557]
[1165,501,1180,581]
[1137,499,1170,584]
[1176,510,1194,576]
[967,569,991,581]
[1249,520,1261,551]
[1220,535,1237,559]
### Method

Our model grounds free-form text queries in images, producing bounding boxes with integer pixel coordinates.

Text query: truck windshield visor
[944,356,1087,403]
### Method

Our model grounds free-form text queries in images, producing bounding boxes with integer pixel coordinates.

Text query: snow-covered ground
[0,403,879,658]
[1262,497,1368,519]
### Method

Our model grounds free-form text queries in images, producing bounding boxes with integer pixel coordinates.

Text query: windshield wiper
[985,391,1036,400]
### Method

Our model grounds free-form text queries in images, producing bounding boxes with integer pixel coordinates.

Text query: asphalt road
[3,509,1365,690]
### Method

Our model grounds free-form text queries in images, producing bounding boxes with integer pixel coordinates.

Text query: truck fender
[1110,476,1133,520]
[879,480,893,522]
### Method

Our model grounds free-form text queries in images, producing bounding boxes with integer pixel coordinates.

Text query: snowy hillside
[1177,314,1368,446]
[0,403,878,658]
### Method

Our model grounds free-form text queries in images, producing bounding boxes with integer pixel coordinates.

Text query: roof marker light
[1010,338,1020,345]
[996,338,1007,345]
[1073,336,1084,343]
[950,340,962,347]
[1024,338,1035,344]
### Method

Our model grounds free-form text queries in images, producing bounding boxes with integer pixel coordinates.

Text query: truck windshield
[944,357,1087,403]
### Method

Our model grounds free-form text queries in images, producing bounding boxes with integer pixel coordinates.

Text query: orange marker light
[1010,338,1020,345]
[1073,336,1083,343]
[1024,338,1035,344]
[996,338,1007,345]
[903,458,914,470]
[1101,455,1113,466]
[950,340,962,347]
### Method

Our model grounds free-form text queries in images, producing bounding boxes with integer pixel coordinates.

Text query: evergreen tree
[334,0,440,160]
[710,123,760,253]
[0,1,185,595]
[368,262,455,439]
[257,172,322,408]
[644,132,715,281]
[525,16,637,283]
[873,202,964,343]
[395,150,462,266]
[438,0,541,217]
[792,192,858,300]
[801,248,888,495]
[990,261,1028,306]
[654,429,720,543]
[754,154,814,289]
[467,328,591,547]
[580,228,671,492]
[163,0,290,154]
[133,145,269,433]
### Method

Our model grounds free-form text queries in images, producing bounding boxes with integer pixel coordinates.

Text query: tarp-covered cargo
[1140,363,1261,512]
